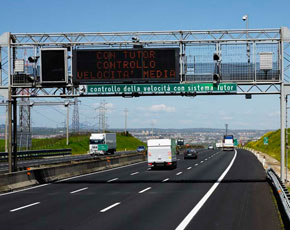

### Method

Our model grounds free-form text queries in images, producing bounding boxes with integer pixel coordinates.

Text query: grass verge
[0,132,145,155]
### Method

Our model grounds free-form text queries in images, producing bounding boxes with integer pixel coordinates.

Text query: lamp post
[243,14,251,79]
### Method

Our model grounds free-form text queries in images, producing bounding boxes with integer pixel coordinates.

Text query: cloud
[106,103,114,109]
[267,111,279,118]
[148,104,176,112]
[179,120,193,125]
[220,116,234,121]
[0,114,6,124]
[149,119,157,125]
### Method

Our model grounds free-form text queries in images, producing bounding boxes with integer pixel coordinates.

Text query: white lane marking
[107,178,119,182]
[175,149,237,230]
[194,164,198,166]
[205,159,208,161]
[176,172,183,176]
[58,161,145,183]
[162,178,169,182]
[177,159,180,161]
[200,161,204,163]
[0,184,49,197]
[10,202,40,212]
[187,167,192,170]
[0,161,147,197]
[100,202,121,213]
[139,187,151,194]
[130,172,139,175]
[70,187,88,194]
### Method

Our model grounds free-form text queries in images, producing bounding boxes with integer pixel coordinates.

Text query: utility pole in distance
[225,124,228,136]
[124,108,128,135]
[65,102,69,145]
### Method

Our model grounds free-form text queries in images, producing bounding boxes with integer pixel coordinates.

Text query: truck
[223,135,234,151]
[147,139,177,169]
[176,139,185,146]
[89,133,116,155]
[216,142,223,149]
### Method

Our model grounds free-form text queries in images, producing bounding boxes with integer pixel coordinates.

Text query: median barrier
[0,152,146,193]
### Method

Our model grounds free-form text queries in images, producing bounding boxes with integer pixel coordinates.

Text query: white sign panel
[259,52,273,70]
[14,59,25,72]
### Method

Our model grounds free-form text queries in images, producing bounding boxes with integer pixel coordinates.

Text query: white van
[147,139,177,169]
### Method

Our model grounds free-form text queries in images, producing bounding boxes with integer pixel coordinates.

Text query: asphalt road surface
[0,149,282,230]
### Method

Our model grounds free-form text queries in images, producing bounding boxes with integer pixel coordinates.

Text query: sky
[0,0,289,130]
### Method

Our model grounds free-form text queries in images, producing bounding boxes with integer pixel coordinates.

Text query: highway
[0,150,136,173]
[0,149,282,230]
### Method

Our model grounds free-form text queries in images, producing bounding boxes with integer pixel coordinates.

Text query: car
[208,145,214,150]
[137,146,146,152]
[184,149,198,159]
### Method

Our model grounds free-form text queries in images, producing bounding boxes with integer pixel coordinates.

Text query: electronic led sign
[73,48,179,84]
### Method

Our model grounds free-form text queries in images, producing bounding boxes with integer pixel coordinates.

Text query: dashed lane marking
[70,187,88,194]
[100,202,121,213]
[107,178,119,183]
[139,187,151,193]
[10,202,40,212]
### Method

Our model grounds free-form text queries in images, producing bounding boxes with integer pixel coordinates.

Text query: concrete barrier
[0,152,146,193]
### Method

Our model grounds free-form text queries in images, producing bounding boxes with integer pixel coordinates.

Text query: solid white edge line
[100,202,121,213]
[139,187,151,193]
[175,149,237,230]
[130,172,139,175]
[10,202,40,212]
[0,184,49,197]
[70,187,88,194]
[0,161,146,197]
[162,178,169,182]
[107,178,118,182]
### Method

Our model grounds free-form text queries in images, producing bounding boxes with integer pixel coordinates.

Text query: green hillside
[0,133,145,154]
[0,139,4,152]
[246,129,286,164]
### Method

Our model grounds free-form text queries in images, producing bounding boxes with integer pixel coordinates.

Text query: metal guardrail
[0,149,72,160]
[267,168,290,225]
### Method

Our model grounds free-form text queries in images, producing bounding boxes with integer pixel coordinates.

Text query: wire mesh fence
[0,39,284,86]
[185,42,280,82]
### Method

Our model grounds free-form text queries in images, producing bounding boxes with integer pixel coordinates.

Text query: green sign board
[97,144,108,151]
[264,137,268,145]
[86,83,237,95]
[234,139,238,146]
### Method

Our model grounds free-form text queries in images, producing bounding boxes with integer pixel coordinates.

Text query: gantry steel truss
[0,27,290,179]
[0,28,289,97]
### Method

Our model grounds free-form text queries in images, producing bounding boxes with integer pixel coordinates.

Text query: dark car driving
[184,149,198,159]
[137,146,146,152]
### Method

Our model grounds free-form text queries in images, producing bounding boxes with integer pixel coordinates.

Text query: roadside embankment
[244,147,290,186]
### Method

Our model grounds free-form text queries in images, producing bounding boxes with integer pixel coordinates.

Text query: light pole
[243,14,251,65]
[225,124,228,136]
[124,108,128,135]
[242,14,248,31]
